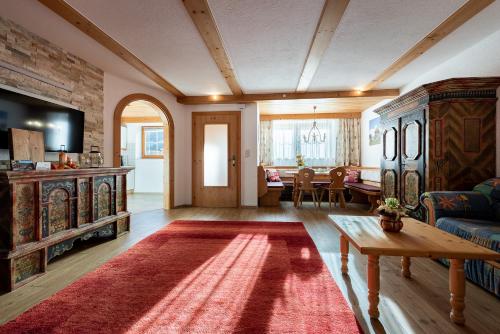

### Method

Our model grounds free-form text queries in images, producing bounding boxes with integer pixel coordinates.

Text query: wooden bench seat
[344,182,381,212]
[258,166,284,207]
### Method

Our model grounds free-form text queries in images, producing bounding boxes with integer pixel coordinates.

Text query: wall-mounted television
[0,87,84,153]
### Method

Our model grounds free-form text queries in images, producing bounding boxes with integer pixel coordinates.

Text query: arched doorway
[113,94,174,209]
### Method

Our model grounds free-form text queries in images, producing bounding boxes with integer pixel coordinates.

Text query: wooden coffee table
[329,215,500,325]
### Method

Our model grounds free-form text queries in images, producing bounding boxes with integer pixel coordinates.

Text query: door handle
[231,155,236,167]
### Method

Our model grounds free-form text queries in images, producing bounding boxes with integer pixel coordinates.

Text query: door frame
[191,111,241,207]
[113,94,175,209]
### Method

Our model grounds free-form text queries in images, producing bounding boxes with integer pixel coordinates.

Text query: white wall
[401,30,500,176]
[360,99,393,168]
[186,103,259,206]
[103,73,190,205]
[123,122,164,193]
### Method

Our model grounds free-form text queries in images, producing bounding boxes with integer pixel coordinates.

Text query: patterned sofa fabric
[436,218,500,253]
[420,191,494,222]
[474,178,500,221]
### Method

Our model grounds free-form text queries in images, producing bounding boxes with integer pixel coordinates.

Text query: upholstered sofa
[420,178,500,297]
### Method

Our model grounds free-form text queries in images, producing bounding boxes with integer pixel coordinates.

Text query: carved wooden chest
[376,77,500,220]
[0,167,132,291]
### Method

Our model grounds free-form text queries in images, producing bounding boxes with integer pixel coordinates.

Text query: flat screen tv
[0,87,84,153]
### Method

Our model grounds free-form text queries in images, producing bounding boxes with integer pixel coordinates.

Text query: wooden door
[192,112,241,207]
[381,117,400,201]
[400,110,426,216]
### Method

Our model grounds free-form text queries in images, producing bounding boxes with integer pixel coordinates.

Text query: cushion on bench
[267,181,284,188]
[345,182,380,192]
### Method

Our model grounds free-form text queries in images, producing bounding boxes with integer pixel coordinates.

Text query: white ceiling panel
[67,0,232,96]
[208,0,325,94]
[308,0,467,91]
[379,0,500,90]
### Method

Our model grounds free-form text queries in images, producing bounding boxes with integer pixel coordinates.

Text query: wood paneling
[260,112,360,120]
[178,89,399,104]
[297,0,350,92]
[183,0,243,95]
[38,0,184,97]
[113,94,175,210]
[363,0,494,90]
[121,116,163,124]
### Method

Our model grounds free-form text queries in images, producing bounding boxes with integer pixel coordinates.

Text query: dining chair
[320,167,347,209]
[297,168,320,208]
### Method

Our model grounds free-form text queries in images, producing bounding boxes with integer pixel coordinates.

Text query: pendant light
[303,106,326,143]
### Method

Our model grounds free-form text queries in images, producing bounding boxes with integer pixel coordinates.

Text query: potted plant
[376,198,406,232]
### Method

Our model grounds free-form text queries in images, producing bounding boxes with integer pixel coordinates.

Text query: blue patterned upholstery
[421,178,500,297]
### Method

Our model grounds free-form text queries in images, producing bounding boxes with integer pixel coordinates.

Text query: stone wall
[0,15,103,152]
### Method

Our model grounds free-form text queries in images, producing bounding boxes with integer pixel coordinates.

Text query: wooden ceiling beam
[260,112,360,121]
[183,0,243,95]
[363,0,494,90]
[177,89,399,104]
[296,0,350,92]
[38,0,184,97]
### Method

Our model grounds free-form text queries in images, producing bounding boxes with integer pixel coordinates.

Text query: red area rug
[1,221,361,333]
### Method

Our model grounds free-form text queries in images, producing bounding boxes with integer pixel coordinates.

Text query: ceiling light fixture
[303,106,326,144]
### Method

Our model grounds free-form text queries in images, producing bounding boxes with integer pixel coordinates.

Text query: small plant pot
[379,214,403,232]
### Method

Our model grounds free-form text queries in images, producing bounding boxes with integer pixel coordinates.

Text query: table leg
[401,256,411,278]
[340,235,349,275]
[449,259,466,325]
[367,255,380,318]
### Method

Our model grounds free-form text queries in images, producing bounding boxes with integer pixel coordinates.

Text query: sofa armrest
[420,191,493,226]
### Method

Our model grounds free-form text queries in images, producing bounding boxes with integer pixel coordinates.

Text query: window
[261,119,338,166]
[142,126,164,159]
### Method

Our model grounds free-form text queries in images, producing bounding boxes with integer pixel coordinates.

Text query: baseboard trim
[241,205,258,209]
[174,204,193,209]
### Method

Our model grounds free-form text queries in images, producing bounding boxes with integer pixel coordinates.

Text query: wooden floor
[1,202,499,334]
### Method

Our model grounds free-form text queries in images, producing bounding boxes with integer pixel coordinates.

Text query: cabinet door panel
[400,110,426,215]
[381,118,400,201]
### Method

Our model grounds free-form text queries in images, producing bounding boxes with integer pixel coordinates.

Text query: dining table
[285,170,332,207]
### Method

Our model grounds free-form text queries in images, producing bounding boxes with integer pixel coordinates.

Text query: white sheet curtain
[259,119,338,166]
[335,118,361,166]
[259,120,273,165]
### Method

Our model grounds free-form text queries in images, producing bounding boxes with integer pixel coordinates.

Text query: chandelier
[303,106,326,143]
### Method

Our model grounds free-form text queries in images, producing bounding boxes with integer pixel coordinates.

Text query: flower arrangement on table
[296,154,305,168]
[376,198,407,232]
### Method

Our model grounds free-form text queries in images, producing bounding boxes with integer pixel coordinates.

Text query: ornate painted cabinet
[0,167,133,291]
[376,77,500,220]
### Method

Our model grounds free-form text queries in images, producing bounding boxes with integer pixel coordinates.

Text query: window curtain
[259,120,273,165]
[260,119,338,166]
[336,118,361,166]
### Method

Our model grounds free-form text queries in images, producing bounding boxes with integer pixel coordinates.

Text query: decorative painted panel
[383,128,397,161]
[14,183,35,245]
[434,119,444,158]
[403,121,421,160]
[116,175,124,212]
[463,118,481,153]
[383,170,397,199]
[403,171,420,209]
[117,218,129,235]
[94,176,115,219]
[48,189,70,235]
[78,178,90,225]
[42,180,76,202]
[97,183,111,219]
[14,251,41,283]
[47,223,115,262]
